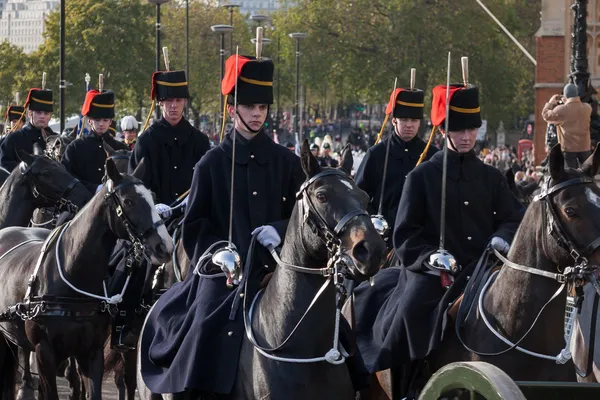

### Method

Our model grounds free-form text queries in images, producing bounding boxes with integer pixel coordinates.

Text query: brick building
[535,0,600,164]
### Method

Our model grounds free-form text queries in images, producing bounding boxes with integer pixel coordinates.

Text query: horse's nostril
[352,240,370,263]
[155,242,167,256]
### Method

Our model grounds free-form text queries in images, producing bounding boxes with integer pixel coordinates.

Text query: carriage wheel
[418,362,526,400]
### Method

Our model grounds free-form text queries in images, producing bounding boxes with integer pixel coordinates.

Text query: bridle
[20,158,81,214]
[104,180,165,267]
[458,175,600,366]
[244,168,369,365]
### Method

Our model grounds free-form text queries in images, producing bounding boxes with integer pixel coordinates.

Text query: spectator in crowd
[542,83,592,168]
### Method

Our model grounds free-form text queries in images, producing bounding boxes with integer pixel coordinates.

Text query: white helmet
[121,115,139,131]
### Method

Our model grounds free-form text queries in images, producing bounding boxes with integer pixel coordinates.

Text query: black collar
[220,129,271,165]
[430,149,480,181]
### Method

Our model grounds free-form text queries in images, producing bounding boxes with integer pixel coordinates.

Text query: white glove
[490,236,510,255]
[252,225,281,249]
[96,184,103,193]
[155,203,172,220]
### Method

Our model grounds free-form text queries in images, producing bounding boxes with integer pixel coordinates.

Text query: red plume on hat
[221,55,252,96]
[430,85,462,127]
[81,90,101,116]
[385,88,405,115]
[24,88,41,108]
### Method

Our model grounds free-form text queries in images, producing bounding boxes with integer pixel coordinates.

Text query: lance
[14,92,19,105]
[370,77,398,239]
[98,73,104,92]
[163,47,170,71]
[42,72,47,90]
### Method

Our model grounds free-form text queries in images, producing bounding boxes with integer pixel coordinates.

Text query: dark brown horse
[366,144,600,399]
[137,142,387,399]
[0,159,172,400]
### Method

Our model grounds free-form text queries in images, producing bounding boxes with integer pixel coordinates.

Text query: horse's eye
[123,199,133,207]
[564,207,577,217]
[316,192,327,203]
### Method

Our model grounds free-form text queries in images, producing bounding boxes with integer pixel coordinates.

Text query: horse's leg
[76,349,104,400]
[64,358,82,400]
[374,370,392,400]
[112,353,126,400]
[0,337,18,400]
[16,348,36,400]
[124,350,138,400]
[35,341,59,400]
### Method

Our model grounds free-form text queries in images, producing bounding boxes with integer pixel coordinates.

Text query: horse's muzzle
[348,238,386,280]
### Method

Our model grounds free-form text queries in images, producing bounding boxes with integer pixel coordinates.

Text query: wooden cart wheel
[418,361,526,400]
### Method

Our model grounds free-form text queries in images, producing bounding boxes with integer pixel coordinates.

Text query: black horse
[0,150,90,229]
[0,158,173,400]
[44,134,73,162]
[137,141,387,399]
[368,144,600,399]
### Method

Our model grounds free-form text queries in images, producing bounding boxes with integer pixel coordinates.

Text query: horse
[104,143,132,174]
[366,144,600,399]
[136,141,387,399]
[505,168,539,207]
[44,134,73,162]
[0,158,173,400]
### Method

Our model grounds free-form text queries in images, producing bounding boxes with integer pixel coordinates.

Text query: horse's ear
[17,149,34,165]
[105,158,122,184]
[580,143,600,177]
[132,158,146,180]
[548,144,566,180]
[505,169,516,191]
[32,143,44,156]
[103,141,115,157]
[300,139,320,178]
[339,143,353,175]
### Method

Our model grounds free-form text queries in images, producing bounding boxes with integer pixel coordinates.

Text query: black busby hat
[25,88,53,112]
[82,90,115,119]
[152,70,190,100]
[388,89,425,120]
[431,84,482,131]
[6,105,25,122]
[222,55,274,105]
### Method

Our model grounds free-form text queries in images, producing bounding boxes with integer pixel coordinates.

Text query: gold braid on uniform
[219,95,228,142]
[374,113,390,145]
[141,100,156,134]
[77,116,88,139]
[416,125,437,166]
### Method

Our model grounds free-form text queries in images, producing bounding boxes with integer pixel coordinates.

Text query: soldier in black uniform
[355,86,438,242]
[139,54,305,397]
[61,90,129,193]
[318,142,338,167]
[0,88,55,171]
[5,105,25,133]
[128,70,210,211]
[359,84,524,396]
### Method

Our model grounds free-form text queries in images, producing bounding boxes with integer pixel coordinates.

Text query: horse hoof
[16,387,36,400]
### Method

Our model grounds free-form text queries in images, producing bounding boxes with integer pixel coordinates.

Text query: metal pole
[185,0,189,118]
[155,4,161,118]
[229,9,234,56]
[219,33,226,129]
[276,35,281,134]
[294,39,300,142]
[59,0,65,133]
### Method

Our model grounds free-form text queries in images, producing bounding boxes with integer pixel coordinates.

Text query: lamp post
[185,0,189,118]
[222,3,240,55]
[289,32,308,143]
[211,24,234,138]
[59,0,65,134]
[148,0,171,118]
[250,14,268,28]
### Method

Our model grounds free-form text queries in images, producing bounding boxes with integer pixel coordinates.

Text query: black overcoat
[0,123,55,171]
[140,130,304,394]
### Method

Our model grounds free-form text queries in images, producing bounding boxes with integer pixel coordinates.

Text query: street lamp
[222,3,240,55]
[211,24,234,138]
[185,0,189,118]
[289,32,308,143]
[250,14,269,27]
[59,0,65,133]
[250,38,272,46]
[148,0,172,118]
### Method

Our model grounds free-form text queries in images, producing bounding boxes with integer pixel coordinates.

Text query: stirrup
[115,329,136,352]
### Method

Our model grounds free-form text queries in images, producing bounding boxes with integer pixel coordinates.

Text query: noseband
[20,158,81,214]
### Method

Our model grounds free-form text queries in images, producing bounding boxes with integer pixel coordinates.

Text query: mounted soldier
[352,57,525,398]
[355,71,438,246]
[128,50,210,210]
[5,105,25,134]
[0,75,55,171]
[139,43,305,397]
[121,115,139,150]
[62,82,129,194]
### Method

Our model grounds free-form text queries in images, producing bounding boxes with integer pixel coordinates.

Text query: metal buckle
[116,205,123,217]
[570,249,582,262]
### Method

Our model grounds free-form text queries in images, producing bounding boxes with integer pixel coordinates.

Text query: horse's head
[534,143,600,268]
[104,142,131,174]
[102,158,173,264]
[16,150,91,212]
[45,134,71,161]
[296,141,386,280]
